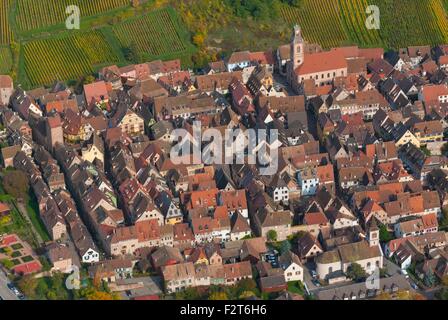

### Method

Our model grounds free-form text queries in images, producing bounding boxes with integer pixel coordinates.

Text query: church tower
[291,24,304,70]
[287,25,305,86]
[368,218,380,247]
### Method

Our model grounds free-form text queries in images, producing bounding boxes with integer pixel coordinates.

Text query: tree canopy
[267,230,278,242]
[346,263,368,282]
[2,170,29,199]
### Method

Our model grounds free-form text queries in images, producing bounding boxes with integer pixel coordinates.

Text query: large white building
[316,221,384,280]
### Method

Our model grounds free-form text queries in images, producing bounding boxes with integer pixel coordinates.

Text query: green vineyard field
[22,30,120,87]
[112,7,194,60]
[280,0,349,49]
[340,0,448,48]
[0,0,13,44]
[0,0,447,89]
[15,0,129,31]
[0,46,12,74]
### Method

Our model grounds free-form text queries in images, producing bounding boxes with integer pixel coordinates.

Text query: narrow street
[0,269,18,300]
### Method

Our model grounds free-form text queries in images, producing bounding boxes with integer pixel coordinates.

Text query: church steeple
[368,218,380,247]
[291,25,304,70]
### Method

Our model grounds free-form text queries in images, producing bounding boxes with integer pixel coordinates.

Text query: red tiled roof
[358,48,384,61]
[316,164,334,183]
[303,212,328,225]
[249,51,275,65]
[439,55,448,65]
[421,84,448,103]
[84,81,109,105]
[0,75,13,88]
[421,213,438,229]
[47,114,62,129]
[316,85,333,96]
[295,50,347,75]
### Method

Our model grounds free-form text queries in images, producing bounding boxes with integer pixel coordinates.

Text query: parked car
[410,282,419,290]
[311,270,318,279]
[401,269,409,279]
[312,279,321,287]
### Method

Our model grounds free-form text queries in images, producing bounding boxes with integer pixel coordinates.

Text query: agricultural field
[0,0,13,44]
[0,46,12,74]
[339,0,383,47]
[339,0,448,48]
[15,0,130,32]
[0,0,447,88]
[22,30,120,87]
[280,0,448,49]
[112,7,195,60]
[280,0,349,49]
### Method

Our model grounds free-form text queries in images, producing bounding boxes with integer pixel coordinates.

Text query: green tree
[36,279,49,299]
[123,42,140,64]
[379,225,393,243]
[442,275,448,287]
[50,272,69,300]
[346,263,367,282]
[175,287,203,300]
[375,292,392,300]
[1,259,13,269]
[46,290,58,300]
[17,275,38,297]
[280,240,292,254]
[2,170,29,199]
[83,75,96,85]
[436,287,448,300]
[239,290,256,299]
[236,278,257,292]
[440,208,448,229]
[420,146,431,157]
[267,230,278,242]
[209,291,228,300]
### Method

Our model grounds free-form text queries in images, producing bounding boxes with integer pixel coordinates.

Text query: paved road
[0,270,18,300]
[384,258,402,276]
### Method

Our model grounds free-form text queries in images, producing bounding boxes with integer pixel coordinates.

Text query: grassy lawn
[0,202,38,247]
[21,255,33,263]
[11,243,23,250]
[25,192,51,242]
[0,177,46,247]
